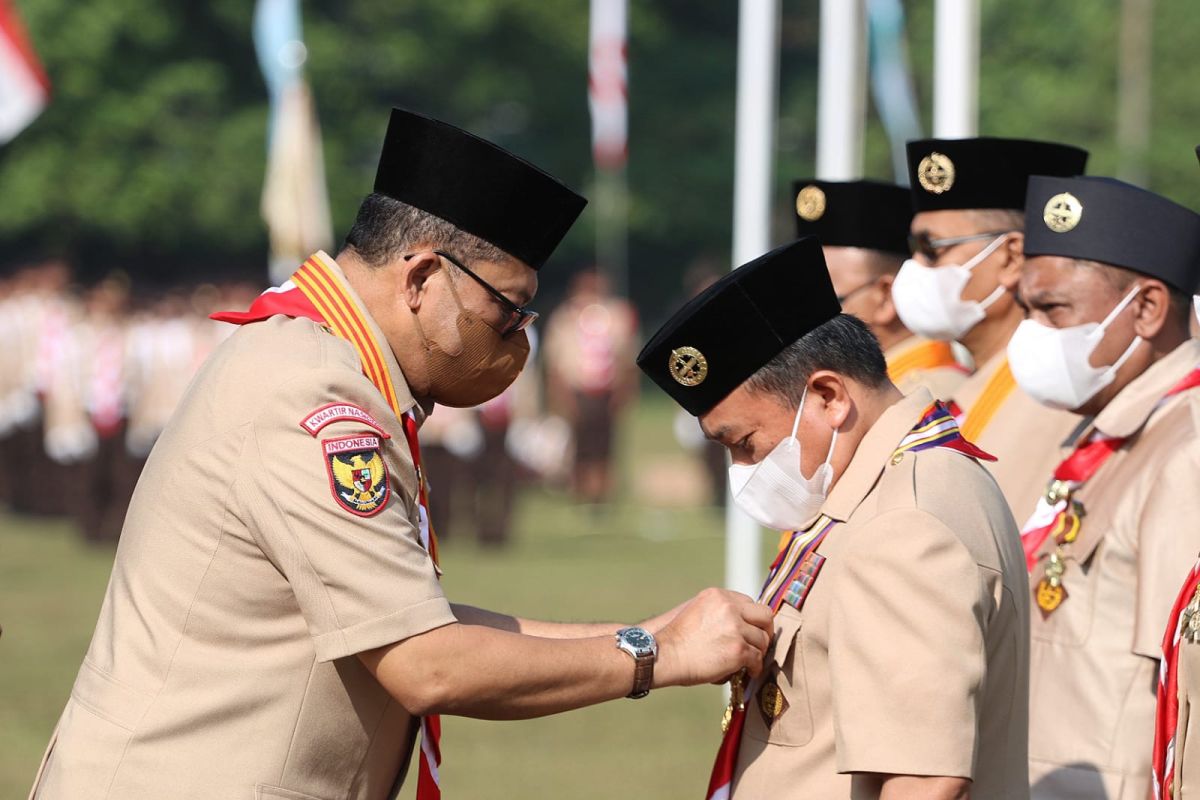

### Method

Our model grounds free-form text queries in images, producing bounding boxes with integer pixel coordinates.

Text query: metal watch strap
[629,652,654,699]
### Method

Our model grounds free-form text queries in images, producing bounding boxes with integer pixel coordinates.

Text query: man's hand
[863,774,970,800]
[639,596,693,634]
[653,588,774,688]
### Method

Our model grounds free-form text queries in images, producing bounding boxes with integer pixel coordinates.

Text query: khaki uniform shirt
[953,350,1082,522]
[1028,339,1200,800]
[732,389,1030,799]
[1174,596,1200,799]
[885,335,968,400]
[30,264,455,800]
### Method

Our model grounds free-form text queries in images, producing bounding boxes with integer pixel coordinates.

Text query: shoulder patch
[301,403,390,438]
[323,434,390,517]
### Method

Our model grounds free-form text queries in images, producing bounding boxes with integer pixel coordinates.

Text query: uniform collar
[822,388,936,522]
[1092,338,1200,439]
[314,251,424,425]
[883,334,922,361]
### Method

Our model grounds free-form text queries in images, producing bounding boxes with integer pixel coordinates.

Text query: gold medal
[1035,550,1068,618]
[1183,587,1200,645]
[721,671,747,732]
[1036,578,1067,618]
[758,680,787,726]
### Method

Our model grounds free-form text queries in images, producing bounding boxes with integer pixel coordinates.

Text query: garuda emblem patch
[323,434,389,517]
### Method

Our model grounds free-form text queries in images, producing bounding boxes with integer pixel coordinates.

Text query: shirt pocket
[743,605,813,747]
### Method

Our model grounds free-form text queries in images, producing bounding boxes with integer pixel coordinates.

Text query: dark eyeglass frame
[907,230,1014,262]
[405,250,538,335]
[835,278,878,304]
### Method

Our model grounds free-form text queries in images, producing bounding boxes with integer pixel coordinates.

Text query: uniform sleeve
[1133,443,1200,659]
[236,364,455,663]
[828,508,987,779]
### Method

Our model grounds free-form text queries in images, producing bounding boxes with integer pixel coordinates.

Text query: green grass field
[0,398,775,799]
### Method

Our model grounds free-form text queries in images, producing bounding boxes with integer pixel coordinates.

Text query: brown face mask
[411,273,530,408]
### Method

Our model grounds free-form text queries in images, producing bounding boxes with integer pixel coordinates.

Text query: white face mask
[1007,285,1144,411]
[727,388,839,531]
[891,234,1010,341]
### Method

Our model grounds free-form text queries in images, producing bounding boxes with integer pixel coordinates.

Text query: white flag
[0,0,49,144]
[588,0,628,170]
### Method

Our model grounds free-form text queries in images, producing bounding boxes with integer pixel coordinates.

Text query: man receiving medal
[1013,175,1200,800]
[638,237,1030,800]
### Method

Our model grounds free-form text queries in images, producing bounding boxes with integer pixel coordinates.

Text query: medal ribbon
[1021,366,1200,572]
[213,253,444,799]
[1153,556,1200,800]
[886,339,965,386]
[704,403,990,800]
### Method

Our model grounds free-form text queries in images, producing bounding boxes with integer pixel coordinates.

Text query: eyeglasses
[405,250,538,336]
[836,279,876,304]
[907,230,1015,262]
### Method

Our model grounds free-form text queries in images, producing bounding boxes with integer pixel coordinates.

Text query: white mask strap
[789,386,808,439]
[978,283,1007,311]
[824,424,840,465]
[1097,284,1143,332]
[1109,333,1143,375]
[962,233,1010,271]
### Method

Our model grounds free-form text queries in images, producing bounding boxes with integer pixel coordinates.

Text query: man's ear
[1132,279,1172,340]
[401,252,442,312]
[871,273,898,327]
[997,232,1025,291]
[809,370,852,429]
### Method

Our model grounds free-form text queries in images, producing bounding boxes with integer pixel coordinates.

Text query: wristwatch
[615,626,657,699]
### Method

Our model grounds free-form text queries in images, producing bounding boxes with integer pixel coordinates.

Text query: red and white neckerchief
[704,402,992,800]
[88,323,126,437]
[214,254,443,799]
[1022,366,1200,621]
[1153,556,1200,800]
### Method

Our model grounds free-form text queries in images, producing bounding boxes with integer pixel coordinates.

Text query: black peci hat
[792,179,912,256]
[637,237,842,417]
[1024,175,1200,293]
[373,108,587,270]
[906,137,1088,213]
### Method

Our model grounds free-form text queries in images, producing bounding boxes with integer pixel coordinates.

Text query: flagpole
[816,0,866,179]
[933,0,979,137]
[727,0,781,599]
[589,0,629,295]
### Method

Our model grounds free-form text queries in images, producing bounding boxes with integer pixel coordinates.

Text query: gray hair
[343,193,509,268]
[743,314,890,408]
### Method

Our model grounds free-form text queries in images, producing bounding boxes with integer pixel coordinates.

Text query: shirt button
[890,451,905,466]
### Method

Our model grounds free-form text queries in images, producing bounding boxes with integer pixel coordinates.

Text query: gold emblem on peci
[796,185,827,221]
[1043,192,1083,233]
[917,152,955,194]
[669,346,708,387]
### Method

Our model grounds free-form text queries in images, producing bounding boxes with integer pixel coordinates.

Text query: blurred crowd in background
[0,257,730,548]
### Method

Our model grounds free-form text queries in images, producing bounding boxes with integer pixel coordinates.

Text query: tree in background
[0,0,1196,305]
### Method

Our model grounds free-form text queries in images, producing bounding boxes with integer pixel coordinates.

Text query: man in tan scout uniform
[29,109,776,800]
[638,237,1030,800]
[1011,175,1200,800]
[792,178,967,399]
[1148,148,1200,800]
[893,137,1088,520]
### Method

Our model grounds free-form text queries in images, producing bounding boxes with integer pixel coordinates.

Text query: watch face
[622,628,653,650]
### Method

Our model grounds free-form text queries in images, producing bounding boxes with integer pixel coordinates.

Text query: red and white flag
[0,0,49,144]
[588,0,627,170]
